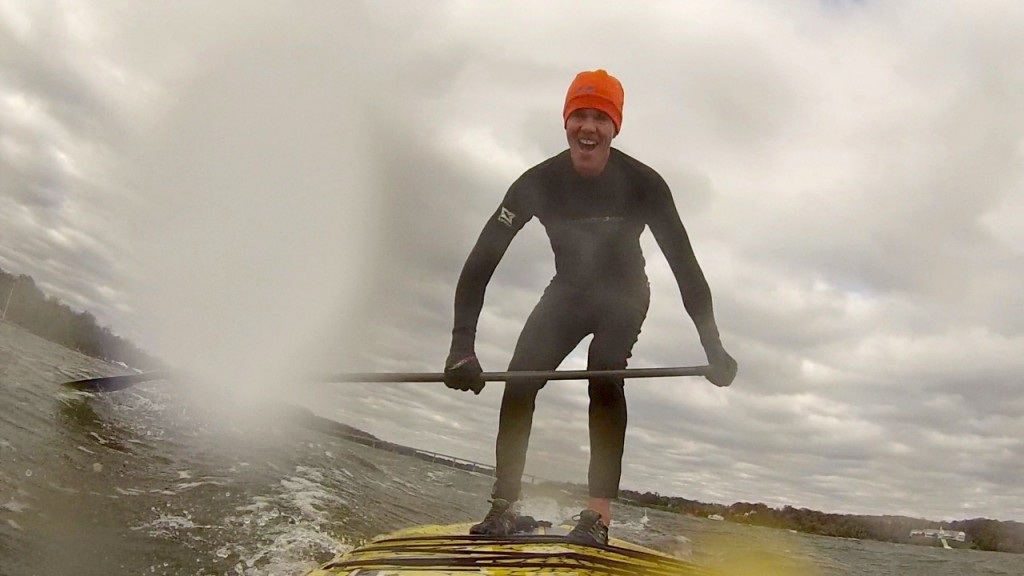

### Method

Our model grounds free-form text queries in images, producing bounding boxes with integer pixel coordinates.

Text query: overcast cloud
[2,0,1022,522]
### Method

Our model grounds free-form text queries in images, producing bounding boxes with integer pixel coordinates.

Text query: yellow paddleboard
[305,521,723,575]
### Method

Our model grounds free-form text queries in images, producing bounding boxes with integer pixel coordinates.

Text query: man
[444,69,737,546]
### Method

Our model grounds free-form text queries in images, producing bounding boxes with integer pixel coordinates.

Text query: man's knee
[502,379,546,402]
[587,379,625,407]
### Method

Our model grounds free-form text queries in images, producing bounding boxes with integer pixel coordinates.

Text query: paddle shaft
[318,366,709,383]
[65,366,709,392]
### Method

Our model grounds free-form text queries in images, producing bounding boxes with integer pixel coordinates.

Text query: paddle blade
[64,371,170,393]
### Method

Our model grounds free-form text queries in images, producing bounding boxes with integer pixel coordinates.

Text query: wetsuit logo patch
[498,207,516,228]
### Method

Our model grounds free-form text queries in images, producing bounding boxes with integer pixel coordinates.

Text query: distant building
[910,528,967,542]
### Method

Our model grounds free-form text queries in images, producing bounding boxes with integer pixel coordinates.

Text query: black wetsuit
[451,148,720,500]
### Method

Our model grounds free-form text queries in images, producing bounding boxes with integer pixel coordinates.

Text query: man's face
[565,108,616,178]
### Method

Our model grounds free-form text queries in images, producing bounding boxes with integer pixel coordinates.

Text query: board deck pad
[305,522,724,575]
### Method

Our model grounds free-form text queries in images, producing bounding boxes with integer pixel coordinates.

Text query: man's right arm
[445,183,533,394]
[450,173,535,358]
[449,216,519,359]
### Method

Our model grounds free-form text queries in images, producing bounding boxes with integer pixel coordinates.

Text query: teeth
[580,139,596,145]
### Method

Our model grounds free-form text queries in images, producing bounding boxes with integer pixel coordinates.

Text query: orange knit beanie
[563,69,624,133]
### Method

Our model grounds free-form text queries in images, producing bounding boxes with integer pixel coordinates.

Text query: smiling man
[444,69,737,546]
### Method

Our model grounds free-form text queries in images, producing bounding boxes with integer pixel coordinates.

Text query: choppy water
[2,320,1022,576]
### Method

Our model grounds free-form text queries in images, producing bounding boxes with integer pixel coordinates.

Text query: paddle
[64,366,709,393]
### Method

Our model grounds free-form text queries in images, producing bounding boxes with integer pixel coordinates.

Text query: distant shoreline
[282,402,1024,554]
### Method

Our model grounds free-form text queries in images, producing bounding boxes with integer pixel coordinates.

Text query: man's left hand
[704,344,737,387]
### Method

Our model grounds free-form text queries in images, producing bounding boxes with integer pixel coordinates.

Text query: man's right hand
[444,354,485,394]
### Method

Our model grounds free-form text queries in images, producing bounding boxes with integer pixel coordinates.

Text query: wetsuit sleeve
[644,174,722,348]
[450,180,534,355]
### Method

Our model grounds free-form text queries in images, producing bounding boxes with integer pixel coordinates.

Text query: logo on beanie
[498,206,516,228]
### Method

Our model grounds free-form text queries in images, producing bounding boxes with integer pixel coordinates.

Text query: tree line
[619,489,1024,553]
[0,267,161,370]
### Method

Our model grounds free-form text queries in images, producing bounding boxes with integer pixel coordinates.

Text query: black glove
[704,343,737,387]
[444,353,485,394]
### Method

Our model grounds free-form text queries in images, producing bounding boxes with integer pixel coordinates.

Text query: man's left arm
[646,178,737,387]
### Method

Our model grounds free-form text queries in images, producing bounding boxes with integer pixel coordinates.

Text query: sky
[2,0,1023,523]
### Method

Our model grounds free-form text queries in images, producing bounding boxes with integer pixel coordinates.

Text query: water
[2,321,1022,576]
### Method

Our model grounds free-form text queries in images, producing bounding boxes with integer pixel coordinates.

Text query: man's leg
[585,378,626,527]
[492,284,590,501]
[587,497,613,526]
[585,286,650,526]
